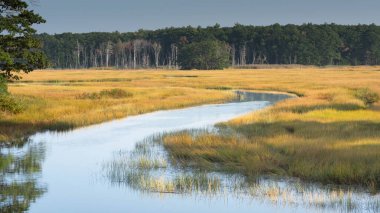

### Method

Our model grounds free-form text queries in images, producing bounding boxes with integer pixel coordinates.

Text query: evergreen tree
[0,0,47,80]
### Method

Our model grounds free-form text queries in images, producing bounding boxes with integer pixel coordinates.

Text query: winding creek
[1,92,379,212]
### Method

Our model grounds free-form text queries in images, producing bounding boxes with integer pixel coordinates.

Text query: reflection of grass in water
[121,172,221,194]
[104,137,380,212]
[105,143,221,194]
[106,166,221,194]
[243,181,358,211]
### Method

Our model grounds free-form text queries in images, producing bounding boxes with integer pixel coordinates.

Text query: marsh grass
[206,86,232,90]
[2,80,233,143]
[4,66,380,144]
[354,88,380,107]
[3,67,380,189]
[162,117,380,191]
[104,138,222,194]
[76,88,133,99]
[104,136,380,212]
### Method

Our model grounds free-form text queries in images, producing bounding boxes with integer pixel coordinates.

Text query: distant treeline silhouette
[38,23,380,69]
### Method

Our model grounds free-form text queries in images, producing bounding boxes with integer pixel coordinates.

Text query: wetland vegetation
[104,135,380,212]
[1,67,380,212]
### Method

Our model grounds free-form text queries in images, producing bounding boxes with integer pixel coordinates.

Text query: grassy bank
[2,71,238,143]
[0,86,233,144]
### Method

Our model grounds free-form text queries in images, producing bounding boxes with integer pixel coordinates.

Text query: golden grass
[1,85,233,143]
[2,66,379,143]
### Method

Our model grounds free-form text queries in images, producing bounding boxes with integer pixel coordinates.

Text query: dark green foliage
[178,40,230,70]
[0,75,7,94]
[0,0,47,80]
[37,24,380,69]
[76,88,133,99]
[354,88,380,107]
[0,75,23,114]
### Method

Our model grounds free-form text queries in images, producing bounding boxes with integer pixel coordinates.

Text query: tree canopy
[0,0,47,80]
[37,24,380,69]
[178,40,230,70]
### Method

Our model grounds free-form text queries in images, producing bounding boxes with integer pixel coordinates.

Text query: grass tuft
[76,88,133,99]
[354,88,379,107]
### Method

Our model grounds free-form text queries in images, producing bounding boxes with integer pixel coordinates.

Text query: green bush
[0,75,8,94]
[0,94,23,114]
[354,88,380,107]
[0,76,23,113]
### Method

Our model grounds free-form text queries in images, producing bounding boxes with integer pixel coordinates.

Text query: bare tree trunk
[121,51,125,68]
[252,49,256,65]
[168,54,171,69]
[133,40,141,69]
[83,47,87,68]
[263,55,267,64]
[76,40,81,68]
[105,41,112,68]
[239,44,246,66]
[152,42,162,68]
[133,47,137,69]
[170,44,178,69]
[231,44,236,66]
[100,50,103,67]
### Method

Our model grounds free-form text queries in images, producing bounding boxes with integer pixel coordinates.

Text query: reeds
[104,136,380,212]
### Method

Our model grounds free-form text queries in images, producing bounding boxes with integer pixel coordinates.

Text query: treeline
[38,23,380,69]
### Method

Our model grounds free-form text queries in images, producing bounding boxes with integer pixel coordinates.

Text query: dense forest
[38,23,380,69]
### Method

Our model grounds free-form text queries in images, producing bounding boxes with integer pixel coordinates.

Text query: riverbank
[0,86,233,145]
[2,67,379,145]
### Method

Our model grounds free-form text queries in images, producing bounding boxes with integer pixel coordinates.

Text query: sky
[31,0,380,34]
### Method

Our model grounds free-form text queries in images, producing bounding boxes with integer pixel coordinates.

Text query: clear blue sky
[31,0,380,34]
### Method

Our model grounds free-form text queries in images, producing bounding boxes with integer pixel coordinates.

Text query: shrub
[76,89,133,99]
[0,75,8,94]
[354,88,380,107]
[99,88,133,99]
[0,94,23,114]
[0,76,23,113]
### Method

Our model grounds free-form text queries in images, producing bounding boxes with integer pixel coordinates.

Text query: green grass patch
[206,86,232,90]
[76,88,133,99]
[0,94,24,114]
[354,88,380,107]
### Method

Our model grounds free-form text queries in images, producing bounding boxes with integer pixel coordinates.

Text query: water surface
[1,92,378,212]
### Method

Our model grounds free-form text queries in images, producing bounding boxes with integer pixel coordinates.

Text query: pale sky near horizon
[31,0,380,34]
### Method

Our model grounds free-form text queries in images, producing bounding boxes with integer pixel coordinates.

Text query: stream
[1,92,379,213]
